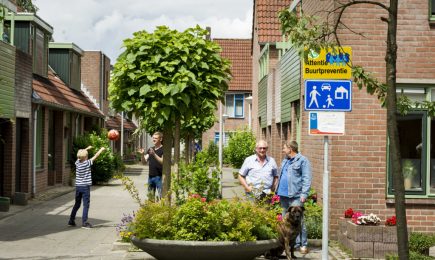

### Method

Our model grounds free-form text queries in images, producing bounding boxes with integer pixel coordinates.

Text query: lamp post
[218,102,229,196]
[245,96,253,130]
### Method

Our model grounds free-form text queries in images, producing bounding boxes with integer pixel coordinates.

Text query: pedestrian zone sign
[304,80,352,112]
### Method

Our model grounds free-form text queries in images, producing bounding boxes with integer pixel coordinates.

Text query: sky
[34,0,253,63]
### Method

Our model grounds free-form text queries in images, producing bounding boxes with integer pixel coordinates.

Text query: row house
[252,0,435,242]
[202,38,253,148]
[0,4,111,205]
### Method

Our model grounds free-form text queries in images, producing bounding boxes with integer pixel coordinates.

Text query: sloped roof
[105,115,137,131]
[255,0,291,43]
[33,70,103,117]
[214,38,252,92]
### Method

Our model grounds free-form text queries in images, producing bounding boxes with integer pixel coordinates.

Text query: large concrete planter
[0,197,10,212]
[337,219,398,258]
[131,237,279,260]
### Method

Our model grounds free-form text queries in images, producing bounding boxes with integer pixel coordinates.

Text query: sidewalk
[0,165,340,259]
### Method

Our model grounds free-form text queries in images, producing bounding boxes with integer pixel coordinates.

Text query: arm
[90,147,105,162]
[85,146,93,151]
[271,176,279,192]
[300,158,312,203]
[148,148,163,165]
[238,175,252,193]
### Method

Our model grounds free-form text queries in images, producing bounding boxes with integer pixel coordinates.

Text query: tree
[279,1,410,258]
[109,26,231,201]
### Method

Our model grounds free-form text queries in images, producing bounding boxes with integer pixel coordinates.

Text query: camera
[147,148,153,154]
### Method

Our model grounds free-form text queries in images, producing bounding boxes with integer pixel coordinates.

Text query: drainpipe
[32,106,39,196]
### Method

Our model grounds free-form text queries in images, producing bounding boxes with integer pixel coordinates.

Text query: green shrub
[206,140,219,166]
[225,129,256,169]
[72,130,124,184]
[409,232,435,255]
[386,251,434,260]
[132,197,278,242]
[171,151,221,205]
[305,202,322,239]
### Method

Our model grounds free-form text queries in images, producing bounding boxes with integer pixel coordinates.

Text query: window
[225,94,244,118]
[259,43,270,80]
[214,132,231,146]
[388,86,435,196]
[431,0,435,18]
[33,27,48,77]
[35,107,43,168]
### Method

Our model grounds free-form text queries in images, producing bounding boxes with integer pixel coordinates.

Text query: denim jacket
[278,153,312,199]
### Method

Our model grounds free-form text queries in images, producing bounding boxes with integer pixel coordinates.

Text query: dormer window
[5,13,53,77]
[49,42,83,90]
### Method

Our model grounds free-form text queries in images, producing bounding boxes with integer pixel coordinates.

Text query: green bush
[225,129,256,169]
[305,202,322,239]
[206,140,219,166]
[171,150,221,205]
[132,197,278,242]
[409,232,435,255]
[72,130,124,184]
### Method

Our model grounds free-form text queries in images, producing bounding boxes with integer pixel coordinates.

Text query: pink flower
[271,195,280,204]
[277,214,283,222]
[190,194,201,199]
[201,198,206,203]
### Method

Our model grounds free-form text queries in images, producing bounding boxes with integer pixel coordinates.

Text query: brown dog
[277,206,304,260]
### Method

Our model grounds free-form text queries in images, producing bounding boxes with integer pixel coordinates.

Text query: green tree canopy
[109,25,231,198]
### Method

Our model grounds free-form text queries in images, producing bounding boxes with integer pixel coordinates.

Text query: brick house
[252,0,435,241]
[202,38,252,148]
[0,8,105,203]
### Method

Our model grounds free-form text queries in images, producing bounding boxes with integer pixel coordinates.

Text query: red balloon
[108,129,120,141]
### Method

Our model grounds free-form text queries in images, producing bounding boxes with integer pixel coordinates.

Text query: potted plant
[117,151,280,260]
[402,159,417,189]
[0,196,10,212]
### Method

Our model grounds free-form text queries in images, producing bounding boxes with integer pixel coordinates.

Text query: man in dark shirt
[140,132,163,201]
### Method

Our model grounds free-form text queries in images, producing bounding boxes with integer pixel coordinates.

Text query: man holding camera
[139,132,163,201]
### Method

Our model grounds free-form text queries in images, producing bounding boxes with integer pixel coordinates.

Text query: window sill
[386,197,435,206]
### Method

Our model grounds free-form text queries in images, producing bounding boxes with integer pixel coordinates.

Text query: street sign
[303,47,352,79]
[304,79,352,111]
[309,112,345,135]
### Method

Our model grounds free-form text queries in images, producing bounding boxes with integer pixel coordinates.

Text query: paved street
[0,165,332,260]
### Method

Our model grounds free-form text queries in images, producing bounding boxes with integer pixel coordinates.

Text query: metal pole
[218,103,223,195]
[322,136,329,259]
[248,103,252,130]
[120,112,124,157]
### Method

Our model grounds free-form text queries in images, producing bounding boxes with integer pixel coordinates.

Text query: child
[68,145,105,229]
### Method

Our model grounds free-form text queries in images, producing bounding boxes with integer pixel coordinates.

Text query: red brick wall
[299,0,435,237]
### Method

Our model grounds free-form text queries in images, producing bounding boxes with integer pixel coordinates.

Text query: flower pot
[0,197,10,212]
[131,237,279,260]
[404,178,412,190]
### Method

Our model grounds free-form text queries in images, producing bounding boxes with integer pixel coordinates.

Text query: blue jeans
[280,196,308,247]
[148,176,162,201]
[70,185,91,224]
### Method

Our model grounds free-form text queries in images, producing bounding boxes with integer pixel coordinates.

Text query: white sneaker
[300,246,309,254]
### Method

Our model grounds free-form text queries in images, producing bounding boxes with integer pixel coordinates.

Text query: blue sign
[304,80,352,111]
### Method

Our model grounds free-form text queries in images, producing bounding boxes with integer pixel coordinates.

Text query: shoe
[68,220,76,227]
[81,222,93,229]
[300,246,309,254]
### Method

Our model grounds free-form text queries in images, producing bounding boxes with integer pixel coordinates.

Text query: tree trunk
[385,1,409,259]
[174,120,181,181]
[162,125,173,203]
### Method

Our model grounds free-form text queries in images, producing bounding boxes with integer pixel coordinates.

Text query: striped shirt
[75,159,93,186]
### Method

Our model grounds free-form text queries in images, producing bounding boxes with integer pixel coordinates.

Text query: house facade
[252,0,435,239]
[202,38,253,147]
[0,6,107,204]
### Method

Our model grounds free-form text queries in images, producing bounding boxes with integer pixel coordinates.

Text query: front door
[48,111,55,185]
[15,119,22,192]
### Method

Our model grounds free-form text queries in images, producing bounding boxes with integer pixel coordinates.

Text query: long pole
[218,102,223,195]
[121,112,124,157]
[322,136,329,259]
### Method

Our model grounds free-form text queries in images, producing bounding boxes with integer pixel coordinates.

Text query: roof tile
[214,39,252,92]
[255,0,291,43]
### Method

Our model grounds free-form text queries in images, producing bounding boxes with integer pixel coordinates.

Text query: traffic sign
[304,80,352,111]
[303,47,352,79]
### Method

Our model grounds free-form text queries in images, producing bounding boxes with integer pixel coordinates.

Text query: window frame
[225,93,245,118]
[388,111,428,196]
[430,0,435,22]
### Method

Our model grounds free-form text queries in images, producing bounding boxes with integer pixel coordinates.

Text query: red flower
[385,216,397,226]
[271,195,280,204]
[201,197,206,203]
[344,208,354,218]
[277,214,283,222]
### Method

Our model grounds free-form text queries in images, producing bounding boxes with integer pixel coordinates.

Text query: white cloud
[34,0,253,62]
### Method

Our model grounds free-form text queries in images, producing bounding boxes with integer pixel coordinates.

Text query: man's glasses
[257,147,268,150]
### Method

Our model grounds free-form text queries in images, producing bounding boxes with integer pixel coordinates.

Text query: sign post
[302,46,352,260]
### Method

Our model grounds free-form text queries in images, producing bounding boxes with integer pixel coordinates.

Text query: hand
[86,146,93,150]
[300,197,306,203]
[137,148,144,154]
[100,147,106,152]
[148,148,155,156]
